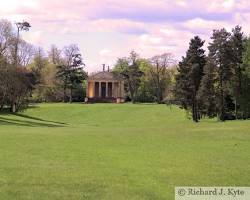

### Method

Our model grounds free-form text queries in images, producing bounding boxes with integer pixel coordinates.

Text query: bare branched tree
[48,44,62,65]
[149,53,174,103]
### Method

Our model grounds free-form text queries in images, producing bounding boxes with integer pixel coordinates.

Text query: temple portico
[85,69,125,103]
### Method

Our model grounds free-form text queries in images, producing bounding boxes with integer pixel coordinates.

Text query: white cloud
[99,49,111,56]
[1,0,250,72]
[22,31,44,46]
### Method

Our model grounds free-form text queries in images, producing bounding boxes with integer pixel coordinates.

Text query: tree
[197,57,217,117]
[14,21,31,67]
[0,19,36,113]
[0,20,13,109]
[68,53,87,103]
[48,44,62,65]
[29,48,50,102]
[18,40,35,67]
[0,57,9,110]
[56,44,86,103]
[8,67,36,112]
[9,21,31,112]
[0,20,13,58]
[239,37,250,118]
[134,59,155,103]
[149,53,173,103]
[208,28,233,121]
[31,45,64,102]
[175,36,206,122]
[230,26,245,118]
[31,47,47,81]
[116,51,143,103]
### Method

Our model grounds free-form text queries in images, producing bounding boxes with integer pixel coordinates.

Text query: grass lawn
[0,103,250,200]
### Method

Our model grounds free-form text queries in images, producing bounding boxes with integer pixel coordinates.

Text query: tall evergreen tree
[230,26,245,118]
[175,36,206,122]
[208,28,233,121]
[197,57,217,117]
[240,37,250,118]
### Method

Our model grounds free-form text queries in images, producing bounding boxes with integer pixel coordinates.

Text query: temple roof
[87,71,123,81]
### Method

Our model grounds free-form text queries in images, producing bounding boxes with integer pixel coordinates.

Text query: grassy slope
[0,103,249,200]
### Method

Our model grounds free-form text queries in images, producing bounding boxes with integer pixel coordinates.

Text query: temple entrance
[85,70,125,103]
[108,82,112,97]
[101,82,106,98]
[95,82,99,97]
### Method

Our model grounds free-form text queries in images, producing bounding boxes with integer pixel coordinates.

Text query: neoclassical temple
[85,67,125,103]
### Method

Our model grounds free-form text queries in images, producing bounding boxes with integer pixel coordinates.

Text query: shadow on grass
[13,113,67,125]
[0,114,67,128]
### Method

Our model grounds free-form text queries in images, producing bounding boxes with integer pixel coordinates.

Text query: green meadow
[0,103,249,200]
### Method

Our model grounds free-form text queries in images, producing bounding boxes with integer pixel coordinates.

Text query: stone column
[121,81,125,98]
[85,81,89,102]
[112,81,114,97]
[86,81,89,98]
[99,82,101,97]
[105,82,108,97]
[118,81,120,97]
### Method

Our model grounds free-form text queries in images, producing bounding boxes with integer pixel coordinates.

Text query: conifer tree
[208,28,233,121]
[175,36,206,122]
[240,37,250,118]
[197,57,217,117]
[230,26,245,118]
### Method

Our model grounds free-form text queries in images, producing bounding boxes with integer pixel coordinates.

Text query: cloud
[88,19,147,35]
[23,31,44,46]
[83,0,235,22]
[99,49,111,56]
[1,0,250,72]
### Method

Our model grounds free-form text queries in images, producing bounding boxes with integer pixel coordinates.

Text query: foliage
[175,26,250,122]
[114,52,176,103]
[197,57,217,117]
[239,37,250,118]
[208,28,234,121]
[56,45,87,103]
[149,53,174,103]
[0,19,88,112]
[113,51,144,103]
[175,36,206,122]
[0,19,36,112]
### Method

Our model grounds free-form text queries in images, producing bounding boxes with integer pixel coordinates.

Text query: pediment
[88,71,123,81]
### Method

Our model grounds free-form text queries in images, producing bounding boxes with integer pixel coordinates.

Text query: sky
[0,0,249,72]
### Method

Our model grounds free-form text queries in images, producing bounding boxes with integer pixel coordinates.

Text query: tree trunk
[156,71,161,103]
[192,100,198,122]
[129,83,135,103]
[219,80,225,121]
[63,84,67,103]
[157,88,161,104]
[11,103,17,113]
[235,98,238,120]
[130,92,134,103]
[69,87,73,103]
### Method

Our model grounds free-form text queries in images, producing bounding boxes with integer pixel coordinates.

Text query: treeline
[0,19,87,112]
[175,26,250,122]
[2,19,250,122]
[32,44,87,103]
[0,19,177,113]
